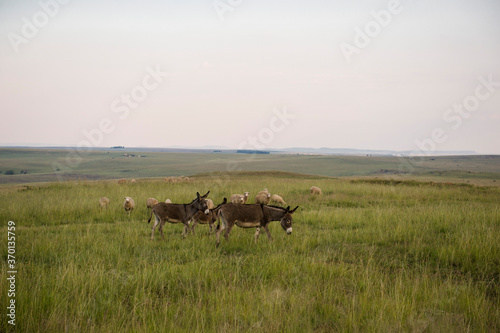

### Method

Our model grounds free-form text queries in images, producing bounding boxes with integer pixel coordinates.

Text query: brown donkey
[148,191,210,240]
[190,198,227,234]
[216,203,298,246]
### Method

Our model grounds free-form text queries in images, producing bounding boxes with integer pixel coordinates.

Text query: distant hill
[0,145,478,156]
[274,147,477,156]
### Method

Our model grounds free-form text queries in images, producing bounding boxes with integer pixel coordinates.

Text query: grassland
[1,172,499,332]
[1,148,499,186]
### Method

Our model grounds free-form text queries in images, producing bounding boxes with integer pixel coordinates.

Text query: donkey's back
[219,203,265,225]
[149,203,185,223]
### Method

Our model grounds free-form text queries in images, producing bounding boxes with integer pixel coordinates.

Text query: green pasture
[1,173,499,332]
[1,148,499,186]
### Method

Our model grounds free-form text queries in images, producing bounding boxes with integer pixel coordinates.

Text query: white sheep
[164,176,190,183]
[206,198,215,209]
[165,199,172,203]
[229,193,245,204]
[146,198,159,210]
[310,186,322,195]
[164,177,178,183]
[123,197,135,215]
[242,192,250,203]
[254,192,271,205]
[258,188,269,196]
[98,197,110,209]
[270,194,286,205]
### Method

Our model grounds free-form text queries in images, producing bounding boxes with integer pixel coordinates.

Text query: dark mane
[265,205,287,211]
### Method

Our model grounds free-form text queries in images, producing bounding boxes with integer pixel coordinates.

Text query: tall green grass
[1,174,499,332]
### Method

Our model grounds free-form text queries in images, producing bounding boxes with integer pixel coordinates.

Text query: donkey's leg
[254,228,261,243]
[223,224,233,241]
[216,216,227,247]
[158,220,166,239]
[182,223,189,238]
[190,219,197,235]
[263,224,273,241]
[216,227,221,246]
[151,214,160,240]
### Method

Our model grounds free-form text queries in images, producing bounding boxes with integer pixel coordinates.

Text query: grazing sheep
[230,194,245,204]
[270,194,286,205]
[164,177,178,183]
[254,193,271,205]
[206,198,215,209]
[123,197,135,216]
[99,197,110,209]
[164,176,191,183]
[117,178,127,184]
[310,186,322,195]
[130,179,137,183]
[230,191,250,204]
[165,199,172,203]
[146,198,159,209]
[258,188,269,196]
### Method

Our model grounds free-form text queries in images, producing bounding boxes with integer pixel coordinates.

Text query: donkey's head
[280,206,298,235]
[195,191,211,215]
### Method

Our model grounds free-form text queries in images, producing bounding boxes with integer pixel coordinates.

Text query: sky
[1,0,499,154]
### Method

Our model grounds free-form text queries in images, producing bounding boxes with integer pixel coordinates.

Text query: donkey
[190,198,227,234]
[148,191,210,240]
[215,203,299,246]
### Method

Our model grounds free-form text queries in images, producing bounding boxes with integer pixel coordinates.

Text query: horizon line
[0,145,492,156]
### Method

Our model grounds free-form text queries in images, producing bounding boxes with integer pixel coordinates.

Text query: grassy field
[1,148,499,186]
[1,172,499,332]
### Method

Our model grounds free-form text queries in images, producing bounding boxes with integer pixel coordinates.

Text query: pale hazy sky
[1,0,499,153]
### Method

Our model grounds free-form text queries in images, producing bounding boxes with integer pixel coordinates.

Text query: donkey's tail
[215,210,221,230]
[148,208,154,223]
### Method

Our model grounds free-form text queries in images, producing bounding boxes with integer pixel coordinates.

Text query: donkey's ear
[290,206,299,213]
[202,191,210,198]
[196,192,200,198]
[223,197,227,204]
